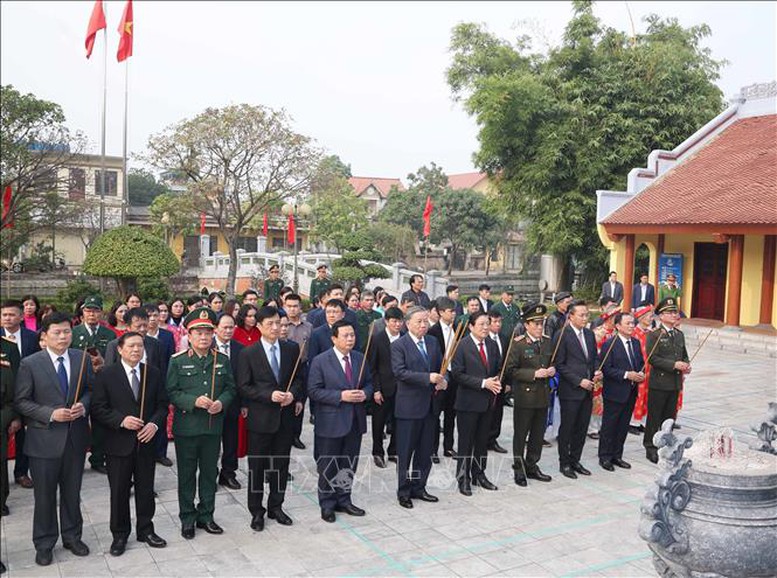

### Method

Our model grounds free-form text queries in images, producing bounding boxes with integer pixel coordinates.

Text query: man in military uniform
[1,336,21,527]
[167,308,236,539]
[355,290,381,352]
[263,265,284,302]
[491,286,520,341]
[643,297,690,463]
[309,264,331,302]
[544,291,573,339]
[503,304,555,487]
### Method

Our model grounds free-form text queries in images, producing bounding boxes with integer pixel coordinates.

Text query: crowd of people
[0,264,691,572]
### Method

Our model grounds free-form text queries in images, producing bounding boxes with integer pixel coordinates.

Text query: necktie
[130,367,140,400]
[57,356,69,399]
[625,340,634,369]
[578,330,588,359]
[89,325,98,337]
[478,341,488,367]
[491,335,502,356]
[221,343,230,357]
[417,340,429,363]
[270,344,280,381]
[343,355,353,384]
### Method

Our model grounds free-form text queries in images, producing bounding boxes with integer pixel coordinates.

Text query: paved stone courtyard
[2,339,775,577]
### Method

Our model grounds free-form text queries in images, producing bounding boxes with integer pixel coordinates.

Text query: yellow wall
[740,236,764,326]
[773,248,777,328]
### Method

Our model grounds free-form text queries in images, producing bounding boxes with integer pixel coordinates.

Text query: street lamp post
[281,201,311,293]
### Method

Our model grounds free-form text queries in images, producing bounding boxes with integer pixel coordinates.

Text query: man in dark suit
[400,274,431,309]
[598,312,645,472]
[476,284,494,313]
[308,320,373,523]
[1,336,21,524]
[631,273,656,310]
[600,272,624,307]
[212,313,244,490]
[486,310,509,454]
[237,306,303,532]
[91,332,169,556]
[554,301,601,479]
[643,297,691,463]
[369,307,403,467]
[446,285,464,317]
[144,303,176,468]
[391,306,447,509]
[451,311,502,495]
[1,299,42,489]
[308,299,346,362]
[427,297,458,460]
[14,312,93,567]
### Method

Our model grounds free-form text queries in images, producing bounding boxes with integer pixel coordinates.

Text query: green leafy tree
[83,225,180,297]
[149,192,197,243]
[446,1,724,287]
[144,104,320,296]
[128,168,170,206]
[331,229,390,288]
[364,222,416,264]
[1,85,87,255]
[310,174,369,251]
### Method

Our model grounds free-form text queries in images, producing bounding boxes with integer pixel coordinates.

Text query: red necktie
[478,341,488,368]
[343,355,353,385]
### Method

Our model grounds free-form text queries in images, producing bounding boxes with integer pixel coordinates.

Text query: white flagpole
[122,59,129,225]
[99,19,107,234]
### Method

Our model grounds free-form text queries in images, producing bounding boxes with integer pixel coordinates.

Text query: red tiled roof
[348,177,405,199]
[603,115,777,226]
[447,172,488,190]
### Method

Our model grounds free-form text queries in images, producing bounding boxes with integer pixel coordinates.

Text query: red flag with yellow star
[117,0,133,62]
[85,0,106,59]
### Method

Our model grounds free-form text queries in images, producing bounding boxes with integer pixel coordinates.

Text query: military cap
[553,291,573,304]
[656,297,679,314]
[82,295,103,310]
[316,263,327,271]
[268,264,280,272]
[502,285,515,294]
[633,305,653,319]
[184,307,217,331]
[521,303,547,322]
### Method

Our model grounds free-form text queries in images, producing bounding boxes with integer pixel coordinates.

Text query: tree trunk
[226,238,239,299]
[485,245,491,276]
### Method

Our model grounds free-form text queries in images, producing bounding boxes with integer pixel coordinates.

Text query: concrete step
[681,322,777,358]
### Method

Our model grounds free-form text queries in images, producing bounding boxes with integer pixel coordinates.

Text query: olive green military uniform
[167,309,236,527]
[643,299,689,454]
[309,276,331,301]
[263,278,284,302]
[355,309,382,352]
[71,323,115,357]
[491,299,520,341]
[503,334,552,473]
[1,337,21,514]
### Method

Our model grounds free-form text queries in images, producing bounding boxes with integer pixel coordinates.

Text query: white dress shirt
[46,348,71,383]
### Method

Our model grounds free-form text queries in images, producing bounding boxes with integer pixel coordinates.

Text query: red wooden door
[692,242,728,320]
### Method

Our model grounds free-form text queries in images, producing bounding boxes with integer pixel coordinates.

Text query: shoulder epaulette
[541,334,550,340]
[514,335,526,342]
[172,349,189,358]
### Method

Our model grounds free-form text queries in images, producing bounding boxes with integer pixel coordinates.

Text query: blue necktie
[57,356,69,399]
[270,344,280,382]
[417,340,429,365]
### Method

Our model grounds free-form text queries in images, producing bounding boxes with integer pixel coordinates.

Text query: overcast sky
[2,1,775,181]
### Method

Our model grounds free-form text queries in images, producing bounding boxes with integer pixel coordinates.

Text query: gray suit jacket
[14,348,93,459]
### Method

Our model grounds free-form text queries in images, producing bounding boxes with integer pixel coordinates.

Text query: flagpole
[99,23,107,234]
[121,59,129,225]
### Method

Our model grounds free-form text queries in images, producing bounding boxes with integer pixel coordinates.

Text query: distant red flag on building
[422,195,433,237]
[85,0,106,59]
[287,214,296,245]
[2,186,13,229]
[116,0,133,62]
[200,212,206,235]
[262,212,268,236]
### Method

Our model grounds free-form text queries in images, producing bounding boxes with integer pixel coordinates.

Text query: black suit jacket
[554,325,597,401]
[369,329,398,397]
[0,326,41,358]
[600,281,624,305]
[451,335,501,413]
[91,362,168,456]
[307,324,334,363]
[105,335,164,375]
[237,339,303,434]
[631,283,656,309]
[214,338,244,405]
[599,336,644,404]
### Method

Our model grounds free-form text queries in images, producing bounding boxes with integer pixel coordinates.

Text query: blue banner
[658,253,684,287]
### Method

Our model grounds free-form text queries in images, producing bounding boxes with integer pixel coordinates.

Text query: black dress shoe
[587,432,600,440]
[504,398,514,407]
[387,455,398,463]
[218,476,241,490]
[599,460,615,472]
[542,439,553,448]
[560,465,577,479]
[292,437,306,450]
[458,481,472,496]
[646,449,659,464]
[0,559,6,574]
[138,533,166,548]
[398,496,414,508]
[672,423,681,430]
[488,442,508,454]
[156,457,173,467]
[91,464,108,475]
[613,458,632,469]
[431,454,440,464]
[1,505,8,516]
[335,503,366,516]
[110,537,127,556]
[196,520,224,534]
[63,540,90,556]
[268,509,293,525]
[514,471,527,487]
[321,509,336,523]
[35,549,53,566]
[572,463,591,476]
[373,455,386,468]
[412,491,439,503]
[181,525,195,539]
[15,475,33,489]
[443,449,457,458]
[628,425,642,436]
[472,476,498,490]
[250,515,265,531]
[526,468,552,482]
